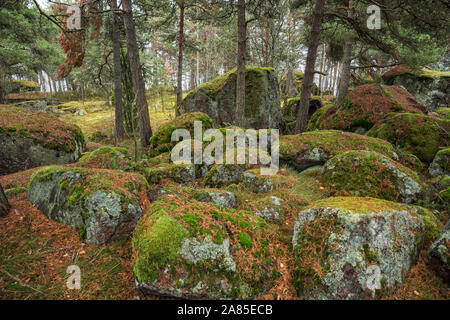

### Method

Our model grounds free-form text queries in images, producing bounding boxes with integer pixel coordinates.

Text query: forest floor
[0,94,449,300]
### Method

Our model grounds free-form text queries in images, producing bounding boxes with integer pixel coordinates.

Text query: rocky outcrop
[382,66,450,112]
[0,105,85,175]
[321,150,423,203]
[182,67,281,129]
[313,84,426,133]
[133,193,279,299]
[0,183,10,217]
[429,148,450,177]
[367,113,450,163]
[279,130,399,172]
[425,220,450,285]
[27,166,148,245]
[193,191,237,209]
[292,197,426,299]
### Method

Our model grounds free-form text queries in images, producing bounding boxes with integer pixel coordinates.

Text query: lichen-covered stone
[382,66,450,112]
[182,67,281,129]
[425,220,450,285]
[132,193,279,299]
[27,166,148,245]
[367,113,450,163]
[149,112,214,156]
[314,84,426,133]
[76,146,133,171]
[279,130,398,172]
[193,191,237,209]
[144,163,196,185]
[242,172,274,193]
[321,150,423,204]
[202,164,249,188]
[252,196,283,222]
[0,105,85,175]
[429,148,450,177]
[292,197,426,299]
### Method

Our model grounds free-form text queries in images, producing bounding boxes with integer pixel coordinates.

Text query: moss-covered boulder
[193,190,237,209]
[132,193,280,299]
[367,113,450,163]
[429,148,450,177]
[321,150,422,203]
[27,166,148,245]
[202,164,249,188]
[76,146,133,171]
[143,163,196,185]
[425,220,450,285]
[281,97,323,134]
[382,66,450,112]
[314,84,426,133]
[0,105,85,175]
[182,67,281,129]
[252,196,284,222]
[279,130,398,172]
[292,197,427,299]
[149,112,214,156]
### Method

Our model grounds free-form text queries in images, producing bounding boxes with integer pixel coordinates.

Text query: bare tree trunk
[122,0,153,148]
[336,39,353,105]
[190,57,196,90]
[295,0,326,133]
[176,1,185,116]
[0,183,9,218]
[112,0,125,140]
[235,0,246,127]
[336,1,353,105]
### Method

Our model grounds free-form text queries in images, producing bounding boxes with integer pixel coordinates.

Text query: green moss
[307,197,408,214]
[436,107,450,120]
[133,212,189,282]
[320,150,421,202]
[5,186,28,196]
[306,104,334,131]
[367,113,450,163]
[237,232,252,250]
[362,244,379,264]
[28,166,65,188]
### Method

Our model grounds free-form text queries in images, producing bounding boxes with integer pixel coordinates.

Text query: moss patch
[367,113,450,163]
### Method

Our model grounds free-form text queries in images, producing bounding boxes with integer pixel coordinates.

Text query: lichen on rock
[292,197,426,299]
[320,150,423,203]
[27,166,148,245]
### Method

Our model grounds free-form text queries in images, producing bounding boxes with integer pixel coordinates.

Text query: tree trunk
[235,0,246,127]
[336,39,353,105]
[0,183,10,218]
[122,0,153,148]
[295,0,326,133]
[190,57,196,90]
[112,0,125,140]
[336,1,353,105]
[176,1,185,116]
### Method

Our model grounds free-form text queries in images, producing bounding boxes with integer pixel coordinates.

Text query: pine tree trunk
[336,39,353,105]
[176,1,185,116]
[122,0,152,147]
[0,183,9,218]
[235,0,246,127]
[112,0,125,140]
[295,0,326,133]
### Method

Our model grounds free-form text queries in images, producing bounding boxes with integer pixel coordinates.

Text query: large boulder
[149,112,214,156]
[75,146,133,171]
[0,105,85,175]
[314,84,426,133]
[181,67,281,129]
[292,197,426,299]
[321,150,422,204]
[0,183,10,217]
[27,166,148,245]
[281,97,323,134]
[279,130,398,172]
[132,193,279,299]
[425,220,450,285]
[429,148,450,177]
[367,113,450,163]
[382,66,450,112]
